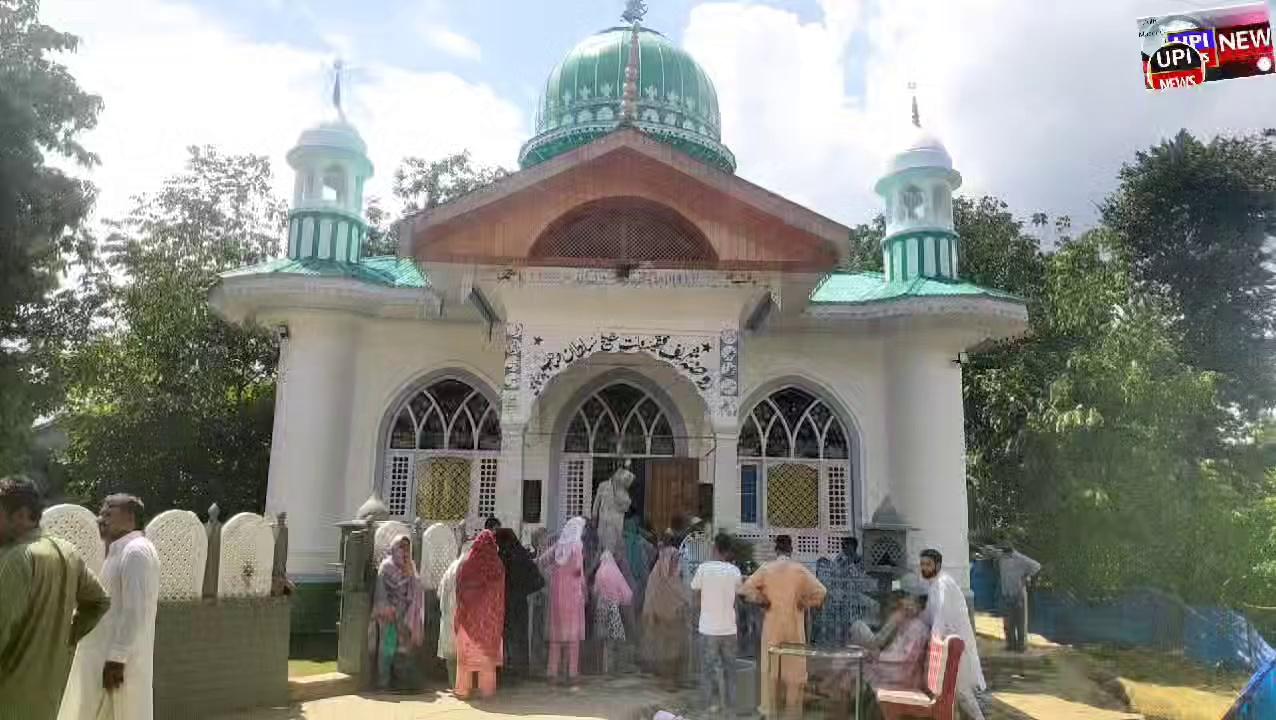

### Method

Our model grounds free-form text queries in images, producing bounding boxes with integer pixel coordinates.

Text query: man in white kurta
[920,548,986,720]
[60,495,160,720]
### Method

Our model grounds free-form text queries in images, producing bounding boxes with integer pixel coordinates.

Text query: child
[593,550,634,675]
[690,534,743,715]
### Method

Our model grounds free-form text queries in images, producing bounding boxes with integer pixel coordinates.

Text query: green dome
[519,26,736,173]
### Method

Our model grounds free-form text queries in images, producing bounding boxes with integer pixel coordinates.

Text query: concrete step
[288,671,359,703]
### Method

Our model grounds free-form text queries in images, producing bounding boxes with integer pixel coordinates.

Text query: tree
[61,147,285,514]
[1103,130,1276,418]
[0,0,102,471]
[393,150,508,214]
[361,151,509,258]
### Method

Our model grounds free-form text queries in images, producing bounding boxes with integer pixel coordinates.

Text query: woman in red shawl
[455,529,506,699]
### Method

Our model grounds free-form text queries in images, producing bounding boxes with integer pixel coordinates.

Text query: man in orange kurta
[740,535,827,718]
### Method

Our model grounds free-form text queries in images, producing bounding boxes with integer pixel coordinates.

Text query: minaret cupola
[284,61,374,264]
[873,87,962,283]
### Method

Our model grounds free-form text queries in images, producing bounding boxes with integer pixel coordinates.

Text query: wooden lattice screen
[529,197,717,267]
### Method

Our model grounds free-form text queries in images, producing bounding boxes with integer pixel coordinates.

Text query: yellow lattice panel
[417,456,472,521]
[766,463,819,528]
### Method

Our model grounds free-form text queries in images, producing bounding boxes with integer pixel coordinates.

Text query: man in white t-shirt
[690,533,743,715]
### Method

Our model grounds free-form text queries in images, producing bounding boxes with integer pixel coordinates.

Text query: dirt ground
[247,615,1249,720]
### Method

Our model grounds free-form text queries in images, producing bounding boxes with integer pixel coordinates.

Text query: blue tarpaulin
[970,559,999,612]
[1186,607,1276,671]
[1226,657,1276,720]
[1024,590,1273,672]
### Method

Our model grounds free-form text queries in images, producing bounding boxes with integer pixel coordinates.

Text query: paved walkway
[215,676,700,720]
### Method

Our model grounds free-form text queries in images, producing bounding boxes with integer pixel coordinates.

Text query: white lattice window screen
[561,458,587,523]
[797,535,821,556]
[826,464,849,528]
[476,458,498,519]
[385,454,413,517]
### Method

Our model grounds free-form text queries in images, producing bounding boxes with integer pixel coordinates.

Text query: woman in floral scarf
[369,534,425,691]
[455,529,506,699]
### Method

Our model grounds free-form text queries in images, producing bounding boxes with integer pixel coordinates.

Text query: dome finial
[908,81,920,128]
[622,0,647,24]
[620,22,641,124]
[332,58,346,119]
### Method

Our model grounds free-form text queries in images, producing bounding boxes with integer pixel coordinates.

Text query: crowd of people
[375,512,1012,720]
[1,469,1036,720]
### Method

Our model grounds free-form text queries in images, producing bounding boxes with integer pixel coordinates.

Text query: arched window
[557,381,685,528]
[563,382,676,457]
[382,377,501,529]
[900,185,926,222]
[737,386,854,559]
[322,165,347,204]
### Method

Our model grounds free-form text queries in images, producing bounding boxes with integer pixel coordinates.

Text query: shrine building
[209,7,1027,593]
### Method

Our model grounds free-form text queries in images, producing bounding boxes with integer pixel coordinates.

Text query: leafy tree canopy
[0,0,102,471]
[1103,130,1276,418]
[61,147,285,515]
[364,150,508,257]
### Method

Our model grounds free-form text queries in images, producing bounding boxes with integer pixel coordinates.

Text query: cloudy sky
[41,0,1276,231]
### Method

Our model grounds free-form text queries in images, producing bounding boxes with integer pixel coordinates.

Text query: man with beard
[920,548,986,720]
[60,494,161,720]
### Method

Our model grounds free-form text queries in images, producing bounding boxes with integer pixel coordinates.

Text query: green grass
[288,659,339,677]
[1079,646,1247,720]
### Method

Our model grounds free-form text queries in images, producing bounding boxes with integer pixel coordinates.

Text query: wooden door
[645,458,699,536]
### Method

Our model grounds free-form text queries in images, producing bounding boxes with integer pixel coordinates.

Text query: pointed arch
[736,378,861,559]
[375,369,502,527]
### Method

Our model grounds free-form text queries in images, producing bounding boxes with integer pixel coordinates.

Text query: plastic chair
[875,635,966,720]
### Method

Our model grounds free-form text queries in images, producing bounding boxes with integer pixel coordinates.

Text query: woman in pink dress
[547,516,587,684]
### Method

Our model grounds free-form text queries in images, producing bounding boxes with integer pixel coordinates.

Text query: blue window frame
[740,463,758,524]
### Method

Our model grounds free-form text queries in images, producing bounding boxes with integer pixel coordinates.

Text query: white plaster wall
[269,290,971,579]
[736,329,889,530]
[265,311,359,578]
[884,331,970,588]
[340,317,506,518]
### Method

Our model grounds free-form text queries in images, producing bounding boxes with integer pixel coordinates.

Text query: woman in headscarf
[623,515,656,613]
[593,549,634,675]
[495,528,543,684]
[642,536,691,690]
[547,516,587,684]
[454,529,506,699]
[368,534,425,691]
[436,542,469,687]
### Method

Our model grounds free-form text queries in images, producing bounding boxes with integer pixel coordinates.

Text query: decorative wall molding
[501,322,741,424]
[805,296,1028,324]
[489,266,781,290]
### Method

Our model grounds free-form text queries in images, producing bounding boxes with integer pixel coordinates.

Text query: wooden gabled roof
[400,128,848,272]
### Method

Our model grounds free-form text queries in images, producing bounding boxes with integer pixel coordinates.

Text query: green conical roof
[519,25,736,173]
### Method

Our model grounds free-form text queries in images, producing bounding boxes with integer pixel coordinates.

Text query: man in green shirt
[0,476,110,720]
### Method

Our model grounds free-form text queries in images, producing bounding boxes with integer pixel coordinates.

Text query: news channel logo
[1138,3,1274,90]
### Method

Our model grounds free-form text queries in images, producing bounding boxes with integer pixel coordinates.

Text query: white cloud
[686,0,1276,229]
[419,25,483,61]
[41,0,523,224]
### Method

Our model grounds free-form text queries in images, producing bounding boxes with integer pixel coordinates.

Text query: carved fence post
[203,503,222,599]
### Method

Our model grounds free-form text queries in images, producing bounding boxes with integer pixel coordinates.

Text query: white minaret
[284,61,374,264]
[873,86,962,283]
